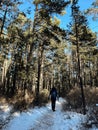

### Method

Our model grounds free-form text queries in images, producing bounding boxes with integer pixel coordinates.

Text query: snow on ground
[0,98,98,130]
[0,103,12,124]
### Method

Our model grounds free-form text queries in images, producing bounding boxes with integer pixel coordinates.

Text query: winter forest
[0,0,98,130]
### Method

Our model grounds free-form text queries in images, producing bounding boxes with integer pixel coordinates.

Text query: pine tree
[86,0,98,20]
[28,0,70,99]
[69,0,87,114]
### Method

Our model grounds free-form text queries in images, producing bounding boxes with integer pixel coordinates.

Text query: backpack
[51,91,57,99]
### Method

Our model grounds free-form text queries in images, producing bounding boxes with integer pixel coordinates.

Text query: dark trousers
[51,99,56,111]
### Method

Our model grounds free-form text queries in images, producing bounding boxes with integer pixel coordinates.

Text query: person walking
[49,87,57,111]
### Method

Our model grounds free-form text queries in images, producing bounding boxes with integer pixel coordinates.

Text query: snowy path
[1,98,88,130]
[30,99,64,130]
[30,99,86,130]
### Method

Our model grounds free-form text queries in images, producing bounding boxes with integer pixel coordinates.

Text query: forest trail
[1,98,87,130]
[29,98,86,130]
[30,99,65,130]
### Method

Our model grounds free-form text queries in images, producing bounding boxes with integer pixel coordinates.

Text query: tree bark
[0,5,7,36]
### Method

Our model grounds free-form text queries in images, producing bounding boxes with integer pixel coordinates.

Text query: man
[49,87,57,111]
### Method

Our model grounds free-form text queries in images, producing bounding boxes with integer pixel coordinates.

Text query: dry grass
[0,89,49,111]
[33,89,49,106]
[63,86,98,111]
[0,89,35,111]
[84,87,98,105]
[0,96,7,104]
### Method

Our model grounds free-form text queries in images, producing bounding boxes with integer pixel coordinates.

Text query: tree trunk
[75,19,86,115]
[12,65,17,96]
[26,4,38,73]
[0,5,7,36]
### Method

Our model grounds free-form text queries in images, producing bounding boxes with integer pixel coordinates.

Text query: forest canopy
[0,0,98,114]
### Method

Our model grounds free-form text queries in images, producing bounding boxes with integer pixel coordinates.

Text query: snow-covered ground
[0,98,98,130]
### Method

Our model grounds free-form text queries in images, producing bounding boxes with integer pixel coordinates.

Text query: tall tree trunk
[75,17,86,115]
[89,54,92,87]
[26,4,38,72]
[36,43,44,95]
[12,64,17,96]
[6,74,10,95]
[0,5,7,36]
[40,54,44,90]
[1,59,9,94]
[71,0,86,114]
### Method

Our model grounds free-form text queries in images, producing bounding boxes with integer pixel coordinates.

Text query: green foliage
[85,0,98,20]
[34,0,70,14]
